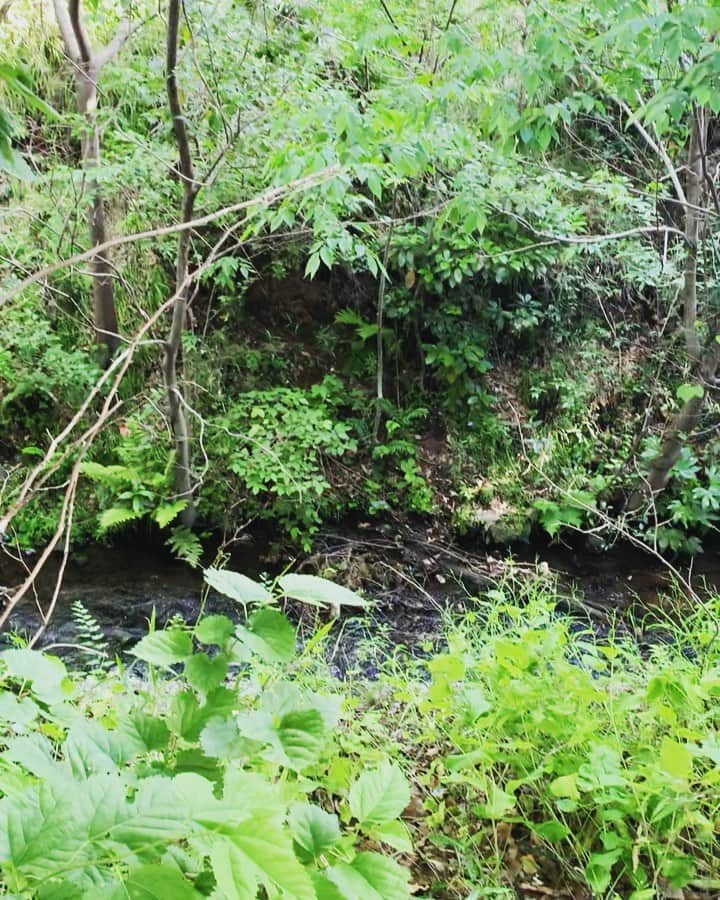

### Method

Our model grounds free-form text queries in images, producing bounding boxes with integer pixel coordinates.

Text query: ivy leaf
[131,630,193,667]
[349,761,410,826]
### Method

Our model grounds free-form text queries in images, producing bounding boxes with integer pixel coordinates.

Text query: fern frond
[71,600,110,670]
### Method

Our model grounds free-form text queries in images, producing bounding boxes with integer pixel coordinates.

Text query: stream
[1,524,719,670]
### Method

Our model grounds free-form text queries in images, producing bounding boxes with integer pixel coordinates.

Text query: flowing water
[1,525,719,669]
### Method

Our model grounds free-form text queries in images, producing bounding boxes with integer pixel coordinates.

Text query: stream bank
[1,522,718,667]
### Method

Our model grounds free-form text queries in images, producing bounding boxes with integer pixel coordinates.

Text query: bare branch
[0,167,340,307]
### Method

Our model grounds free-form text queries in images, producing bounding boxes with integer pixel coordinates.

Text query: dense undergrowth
[2,0,720,559]
[2,570,720,898]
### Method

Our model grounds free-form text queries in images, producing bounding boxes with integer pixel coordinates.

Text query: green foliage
[0,575,411,898]
[70,600,110,670]
[3,574,720,896]
[206,378,359,545]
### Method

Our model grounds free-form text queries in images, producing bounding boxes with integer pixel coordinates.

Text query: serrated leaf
[204,568,273,607]
[153,500,188,528]
[183,653,228,696]
[328,853,411,900]
[289,803,341,857]
[131,630,193,667]
[99,507,141,531]
[349,762,410,826]
[195,614,235,645]
[277,574,368,609]
[238,608,296,662]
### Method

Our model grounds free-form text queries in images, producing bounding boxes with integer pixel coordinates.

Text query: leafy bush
[3,569,720,897]
[205,377,359,544]
[0,569,411,898]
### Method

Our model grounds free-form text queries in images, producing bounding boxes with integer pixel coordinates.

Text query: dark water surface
[1,527,719,665]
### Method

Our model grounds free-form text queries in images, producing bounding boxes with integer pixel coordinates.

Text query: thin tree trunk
[682,113,703,364]
[628,112,711,511]
[53,0,127,361]
[76,67,120,358]
[165,0,197,527]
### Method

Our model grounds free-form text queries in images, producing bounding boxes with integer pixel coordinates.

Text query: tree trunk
[627,112,711,512]
[76,65,120,359]
[165,0,197,527]
[682,113,703,364]
[53,0,124,362]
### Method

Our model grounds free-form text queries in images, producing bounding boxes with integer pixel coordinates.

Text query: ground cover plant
[1,570,720,898]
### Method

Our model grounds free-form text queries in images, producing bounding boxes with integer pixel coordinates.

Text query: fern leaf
[153,500,188,529]
[99,507,142,531]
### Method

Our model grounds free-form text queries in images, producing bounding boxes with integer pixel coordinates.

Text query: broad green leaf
[222,814,316,900]
[369,819,413,853]
[676,382,704,403]
[2,649,71,704]
[169,687,236,742]
[204,568,273,606]
[195,615,234,646]
[549,773,580,800]
[289,803,341,857]
[277,574,368,609]
[183,653,228,695]
[64,721,143,777]
[328,853,411,900]
[478,782,516,819]
[0,691,39,730]
[131,630,193,667]
[659,737,693,781]
[238,607,296,662]
[119,710,171,752]
[274,709,326,771]
[210,840,257,899]
[349,762,410,826]
[121,864,200,898]
[531,820,571,842]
